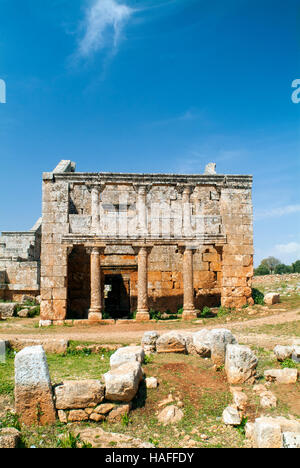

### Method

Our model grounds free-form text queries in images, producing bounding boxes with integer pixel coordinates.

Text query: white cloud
[77,0,134,58]
[255,204,300,220]
[275,242,300,256]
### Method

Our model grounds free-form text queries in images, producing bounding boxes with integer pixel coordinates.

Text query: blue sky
[0,0,299,266]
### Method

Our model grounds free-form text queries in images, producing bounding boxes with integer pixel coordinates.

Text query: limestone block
[282,432,300,448]
[253,417,282,448]
[68,410,89,422]
[104,362,143,402]
[145,377,158,388]
[264,369,298,384]
[222,406,241,426]
[110,346,145,369]
[273,345,293,362]
[264,293,280,305]
[15,346,56,425]
[0,428,21,448]
[225,344,258,384]
[141,330,160,353]
[107,403,132,422]
[0,302,17,318]
[54,380,105,409]
[156,331,187,354]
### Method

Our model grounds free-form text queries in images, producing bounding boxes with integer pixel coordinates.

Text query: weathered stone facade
[39,160,253,323]
[0,160,253,321]
[0,219,41,301]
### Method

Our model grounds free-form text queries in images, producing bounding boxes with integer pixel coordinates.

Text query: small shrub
[177,306,183,315]
[56,432,90,449]
[121,413,132,427]
[280,358,297,369]
[217,306,230,318]
[236,416,248,437]
[149,309,161,321]
[252,288,264,305]
[200,306,211,318]
[144,354,154,365]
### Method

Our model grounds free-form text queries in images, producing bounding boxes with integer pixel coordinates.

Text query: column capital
[133,184,151,194]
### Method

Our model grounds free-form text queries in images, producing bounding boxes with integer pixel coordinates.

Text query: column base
[88,310,103,322]
[182,309,198,321]
[136,311,150,321]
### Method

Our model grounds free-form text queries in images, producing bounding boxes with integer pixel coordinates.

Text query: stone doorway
[104,274,131,319]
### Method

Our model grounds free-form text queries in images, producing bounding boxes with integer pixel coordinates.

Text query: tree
[254,264,270,276]
[261,257,281,274]
[292,260,300,273]
[275,263,293,275]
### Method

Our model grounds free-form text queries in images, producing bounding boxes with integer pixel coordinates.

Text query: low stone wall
[13,344,145,426]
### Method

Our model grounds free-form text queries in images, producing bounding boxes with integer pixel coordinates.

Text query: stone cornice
[47,172,252,189]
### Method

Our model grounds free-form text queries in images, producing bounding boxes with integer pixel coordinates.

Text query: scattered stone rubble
[264,293,280,306]
[246,416,300,448]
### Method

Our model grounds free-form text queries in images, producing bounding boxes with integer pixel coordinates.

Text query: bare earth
[0,307,299,349]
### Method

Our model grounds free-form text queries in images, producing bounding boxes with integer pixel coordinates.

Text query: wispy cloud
[76,0,134,59]
[275,241,300,256]
[149,109,201,127]
[255,204,300,221]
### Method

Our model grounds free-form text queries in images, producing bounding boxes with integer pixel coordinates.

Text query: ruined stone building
[0,160,254,323]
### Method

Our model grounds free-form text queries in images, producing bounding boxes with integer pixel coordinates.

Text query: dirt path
[0,308,299,347]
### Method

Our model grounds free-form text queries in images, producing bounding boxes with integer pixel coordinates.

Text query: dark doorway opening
[104,274,130,319]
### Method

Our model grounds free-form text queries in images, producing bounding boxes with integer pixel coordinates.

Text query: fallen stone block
[76,427,154,448]
[0,302,17,318]
[225,344,258,384]
[264,293,280,305]
[157,405,184,425]
[260,391,277,409]
[68,409,89,422]
[141,331,160,354]
[17,309,29,318]
[54,380,105,409]
[208,328,237,366]
[264,368,298,384]
[104,362,143,402]
[292,345,300,363]
[253,417,282,448]
[273,345,293,362]
[15,345,56,425]
[156,331,187,354]
[282,432,300,448]
[110,346,145,369]
[222,406,241,426]
[230,388,248,411]
[93,403,115,415]
[0,428,21,448]
[107,403,132,422]
[9,338,68,354]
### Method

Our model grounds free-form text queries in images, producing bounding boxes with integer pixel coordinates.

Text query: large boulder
[15,345,56,425]
[54,380,105,409]
[110,346,145,369]
[264,368,298,384]
[141,331,160,354]
[264,293,280,305]
[225,344,258,384]
[103,362,143,402]
[248,416,300,448]
[156,331,187,354]
[188,329,211,356]
[0,302,17,318]
[282,432,300,448]
[208,329,237,366]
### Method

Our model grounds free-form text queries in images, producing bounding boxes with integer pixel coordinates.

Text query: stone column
[88,247,103,321]
[136,246,150,321]
[182,246,197,320]
[91,187,100,234]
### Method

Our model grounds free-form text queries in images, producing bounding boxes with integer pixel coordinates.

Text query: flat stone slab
[75,427,154,448]
[156,331,187,354]
[264,368,298,384]
[54,380,105,409]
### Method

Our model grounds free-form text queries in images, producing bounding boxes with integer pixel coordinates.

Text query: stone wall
[0,219,41,300]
